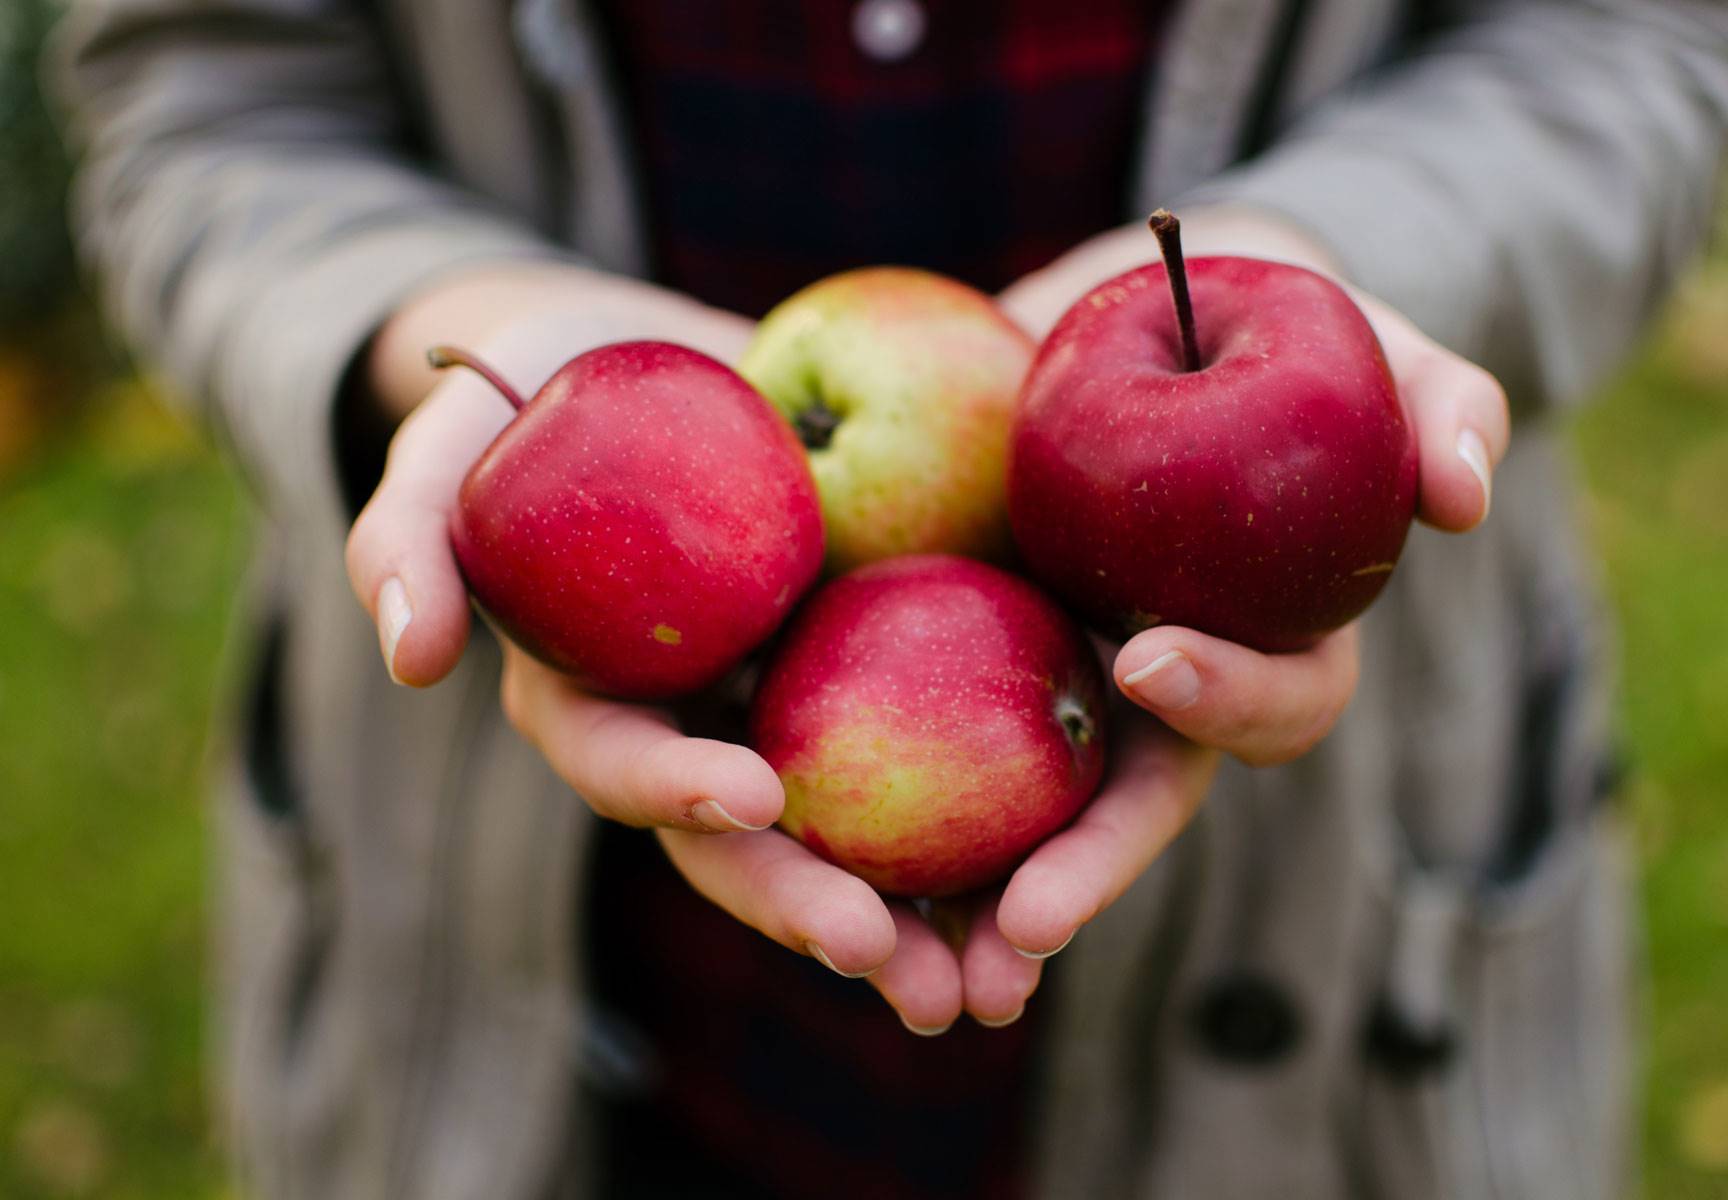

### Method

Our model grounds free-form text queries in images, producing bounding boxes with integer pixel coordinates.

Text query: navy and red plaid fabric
[589,824,1044,1199]
[594,0,1167,317]
[585,4,1167,1196]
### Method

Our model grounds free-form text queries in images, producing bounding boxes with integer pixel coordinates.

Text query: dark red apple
[750,555,1107,898]
[435,341,824,700]
[1009,211,1419,651]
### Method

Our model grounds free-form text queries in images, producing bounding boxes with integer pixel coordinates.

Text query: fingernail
[691,798,772,833]
[807,942,874,979]
[975,1006,1025,1029]
[1014,931,1074,961]
[1121,650,1200,710]
[900,1014,953,1037]
[378,577,412,684]
[1457,428,1492,520]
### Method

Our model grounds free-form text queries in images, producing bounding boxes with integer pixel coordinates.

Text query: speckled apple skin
[452,341,824,700]
[1009,257,1419,652]
[750,555,1107,899]
[740,268,1034,573]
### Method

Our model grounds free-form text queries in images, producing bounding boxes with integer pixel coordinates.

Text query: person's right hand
[342,264,912,1008]
[344,264,763,689]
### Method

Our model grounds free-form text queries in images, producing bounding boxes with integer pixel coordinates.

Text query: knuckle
[1467,363,1509,415]
[1467,359,1505,399]
[1239,739,1305,769]
[1237,630,1359,766]
[832,871,881,918]
[343,512,377,583]
[1298,703,1347,757]
[1245,697,1348,768]
[616,734,684,826]
[1407,342,1449,380]
[1478,371,1512,445]
[621,725,672,787]
[755,868,807,940]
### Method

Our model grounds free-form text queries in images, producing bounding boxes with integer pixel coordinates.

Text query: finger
[961,894,1043,1028]
[866,905,966,1036]
[924,897,973,956]
[1112,624,1358,767]
[502,643,784,832]
[1360,300,1510,533]
[658,827,897,978]
[344,382,513,685]
[1403,346,1509,532]
[996,725,1216,957]
[996,221,1153,340]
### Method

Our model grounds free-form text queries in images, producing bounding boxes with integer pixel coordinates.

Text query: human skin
[345,207,1508,1032]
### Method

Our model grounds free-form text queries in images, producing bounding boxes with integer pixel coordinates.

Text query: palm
[658,648,1217,1032]
[348,215,1506,1033]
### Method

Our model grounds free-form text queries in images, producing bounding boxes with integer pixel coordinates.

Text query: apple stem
[1148,209,1202,373]
[427,345,527,411]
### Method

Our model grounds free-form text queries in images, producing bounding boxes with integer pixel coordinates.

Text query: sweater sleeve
[52,0,571,534]
[1182,0,1728,413]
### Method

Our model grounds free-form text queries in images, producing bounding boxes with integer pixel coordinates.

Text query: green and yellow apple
[739,268,1034,572]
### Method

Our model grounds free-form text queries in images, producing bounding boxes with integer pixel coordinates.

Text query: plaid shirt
[594,0,1167,317]
[587,4,1165,1196]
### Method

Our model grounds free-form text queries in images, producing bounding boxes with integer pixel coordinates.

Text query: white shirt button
[851,0,926,64]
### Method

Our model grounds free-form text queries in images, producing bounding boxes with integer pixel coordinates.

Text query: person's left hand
[830,204,1504,1029]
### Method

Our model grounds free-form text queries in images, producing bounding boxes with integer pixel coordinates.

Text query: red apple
[435,341,824,700]
[739,268,1034,572]
[1009,211,1419,652]
[750,555,1107,898]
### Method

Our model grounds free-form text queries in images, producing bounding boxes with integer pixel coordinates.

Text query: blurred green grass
[1571,242,1728,1197]
[0,250,1725,1197]
[0,364,245,1198]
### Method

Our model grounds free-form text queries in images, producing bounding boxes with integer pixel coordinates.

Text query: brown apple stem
[427,345,527,411]
[1148,209,1202,373]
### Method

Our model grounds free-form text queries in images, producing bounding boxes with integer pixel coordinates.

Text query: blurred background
[0,2,1724,1196]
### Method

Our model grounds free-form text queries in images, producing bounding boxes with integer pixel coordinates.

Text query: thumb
[344,377,515,685]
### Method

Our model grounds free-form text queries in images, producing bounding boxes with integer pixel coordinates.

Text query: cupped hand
[952,703,1219,1026]
[661,702,1218,1034]
[935,205,1516,1025]
[342,265,909,1012]
[351,272,1072,1034]
[999,205,1507,752]
[345,263,760,687]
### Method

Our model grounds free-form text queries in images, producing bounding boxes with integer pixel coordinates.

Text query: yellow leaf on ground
[1679,1079,1728,1172]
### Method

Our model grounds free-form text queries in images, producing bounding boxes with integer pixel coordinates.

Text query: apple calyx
[427,345,527,411]
[793,393,843,451]
[1055,695,1097,749]
[1147,209,1202,373]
